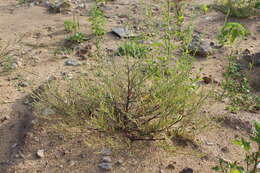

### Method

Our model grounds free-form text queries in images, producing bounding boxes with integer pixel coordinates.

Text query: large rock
[188,32,213,57]
[112,27,137,38]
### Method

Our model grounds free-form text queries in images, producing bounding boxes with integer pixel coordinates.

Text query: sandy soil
[0,0,259,172]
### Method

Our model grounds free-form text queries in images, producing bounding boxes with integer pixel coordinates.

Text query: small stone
[98,162,112,171]
[257,162,260,169]
[18,81,29,87]
[221,146,229,153]
[203,76,212,84]
[11,62,18,69]
[180,168,193,173]
[79,153,87,158]
[159,169,166,173]
[36,149,45,158]
[115,159,123,166]
[11,143,18,148]
[65,59,81,66]
[42,107,55,116]
[1,115,10,122]
[205,141,214,146]
[101,156,112,163]
[101,148,112,156]
[68,160,76,167]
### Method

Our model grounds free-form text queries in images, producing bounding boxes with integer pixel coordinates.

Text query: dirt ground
[0,0,259,172]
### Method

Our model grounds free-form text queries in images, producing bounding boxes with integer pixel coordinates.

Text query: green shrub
[36,55,205,140]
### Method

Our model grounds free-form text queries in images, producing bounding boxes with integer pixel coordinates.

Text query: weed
[217,21,258,112]
[116,41,148,58]
[64,20,77,33]
[64,13,80,33]
[88,5,106,50]
[199,4,209,14]
[217,22,247,46]
[1,56,15,73]
[17,0,27,4]
[212,121,260,173]
[54,47,72,56]
[255,1,260,8]
[65,32,86,44]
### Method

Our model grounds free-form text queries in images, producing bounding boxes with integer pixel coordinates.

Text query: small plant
[88,5,106,52]
[217,22,258,112]
[65,32,86,44]
[64,20,77,33]
[255,1,260,8]
[116,41,148,58]
[17,0,27,4]
[0,56,15,73]
[88,5,106,37]
[54,47,72,55]
[212,121,260,173]
[199,4,209,14]
[221,60,257,112]
[64,13,80,33]
[215,0,257,17]
[217,22,247,45]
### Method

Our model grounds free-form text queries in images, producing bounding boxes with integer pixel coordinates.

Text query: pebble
[205,141,214,146]
[180,168,193,173]
[18,81,29,87]
[98,162,112,171]
[101,156,112,163]
[65,59,81,66]
[0,115,10,123]
[42,107,55,116]
[36,149,45,158]
[115,159,123,166]
[11,62,18,69]
[101,148,112,156]
[159,169,166,173]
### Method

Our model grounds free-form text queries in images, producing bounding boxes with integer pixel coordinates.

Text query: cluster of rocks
[23,0,88,13]
[98,148,113,171]
[188,31,215,57]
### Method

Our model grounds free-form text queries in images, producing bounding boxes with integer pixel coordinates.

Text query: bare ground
[0,0,259,172]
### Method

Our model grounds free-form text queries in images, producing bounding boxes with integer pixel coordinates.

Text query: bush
[36,55,205,141]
